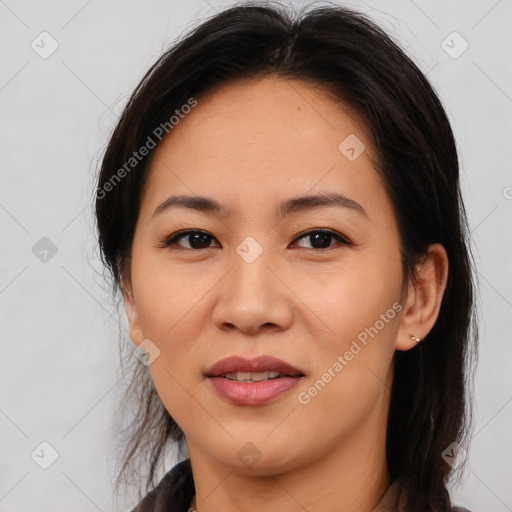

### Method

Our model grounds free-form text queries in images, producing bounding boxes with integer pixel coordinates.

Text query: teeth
[222,371,282,382]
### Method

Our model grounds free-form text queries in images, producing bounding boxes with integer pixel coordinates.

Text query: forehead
[140,76,388,220]
[168,76,373,156]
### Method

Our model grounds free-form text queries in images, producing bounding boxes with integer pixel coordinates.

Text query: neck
[187,408,391,512]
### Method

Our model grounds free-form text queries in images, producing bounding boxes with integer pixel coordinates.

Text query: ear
[121,274,144,347]
[395,243,449,351]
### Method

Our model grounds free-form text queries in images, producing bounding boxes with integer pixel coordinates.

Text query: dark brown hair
[95,2,478,511]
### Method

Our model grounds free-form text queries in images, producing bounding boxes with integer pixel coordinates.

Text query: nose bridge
[232,240,271,295]
[212,236,293,333]
[228,235,277,305]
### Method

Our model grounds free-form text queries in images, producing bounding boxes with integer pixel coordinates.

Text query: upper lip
[205,355,305,377]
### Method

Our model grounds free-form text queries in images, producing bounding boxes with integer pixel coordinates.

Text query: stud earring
[409,334,421,343]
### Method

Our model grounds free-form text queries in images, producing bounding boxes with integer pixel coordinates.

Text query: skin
[123,76,448,512]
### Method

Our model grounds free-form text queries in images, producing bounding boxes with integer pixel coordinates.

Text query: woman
[95,3,477,511]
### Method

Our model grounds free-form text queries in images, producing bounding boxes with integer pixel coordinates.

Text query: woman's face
[125,76,409,474]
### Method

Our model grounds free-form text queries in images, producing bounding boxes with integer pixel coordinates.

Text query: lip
[206,355,304,377]
[205,355,305,406]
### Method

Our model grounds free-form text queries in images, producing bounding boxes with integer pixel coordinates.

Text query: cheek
[133,274,209,390]
[130,244,212,341]
[128,246,214,418]
[291,273,400,449]
[303,250,403,346]
[295,249,402,414]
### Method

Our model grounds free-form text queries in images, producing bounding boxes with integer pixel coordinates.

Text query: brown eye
[291,229,353,250]
[162,230,220,250]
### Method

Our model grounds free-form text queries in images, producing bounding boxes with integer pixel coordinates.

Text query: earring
[409,334,421,343]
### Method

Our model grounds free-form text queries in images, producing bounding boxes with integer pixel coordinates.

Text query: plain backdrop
[1,0,511,510]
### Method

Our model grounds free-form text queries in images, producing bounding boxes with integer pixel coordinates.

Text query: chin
[209,436,309,476]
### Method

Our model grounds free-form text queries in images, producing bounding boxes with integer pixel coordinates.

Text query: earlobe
[395,243,449,351]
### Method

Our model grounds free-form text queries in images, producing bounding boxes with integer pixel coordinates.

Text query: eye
[160,228,354,251]
[290,229,354,250]
[160,230,220,250]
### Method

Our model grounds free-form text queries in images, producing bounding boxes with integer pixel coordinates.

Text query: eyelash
[159,228,355,252]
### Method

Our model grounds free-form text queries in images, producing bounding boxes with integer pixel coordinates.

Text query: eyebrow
[152,192,367,218]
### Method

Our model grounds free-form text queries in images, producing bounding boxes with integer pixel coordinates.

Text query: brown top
[371,479,403,512]
[130,458,471,512]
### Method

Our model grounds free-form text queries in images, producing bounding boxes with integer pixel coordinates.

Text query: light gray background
[1,0,511,510]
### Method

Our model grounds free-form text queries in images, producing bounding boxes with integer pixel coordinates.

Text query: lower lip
[208,376,303,405]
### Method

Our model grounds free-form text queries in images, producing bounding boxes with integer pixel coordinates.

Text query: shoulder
[129,458,195,512]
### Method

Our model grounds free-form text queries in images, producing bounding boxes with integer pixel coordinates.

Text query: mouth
[205,355,306,405]
[205,355,305,379]
[219,370,298,382]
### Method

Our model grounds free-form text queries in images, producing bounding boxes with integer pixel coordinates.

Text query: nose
[211,243,294,335]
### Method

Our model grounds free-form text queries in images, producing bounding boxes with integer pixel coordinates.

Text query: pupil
[190,233,211,249]
[310,232,331,248]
